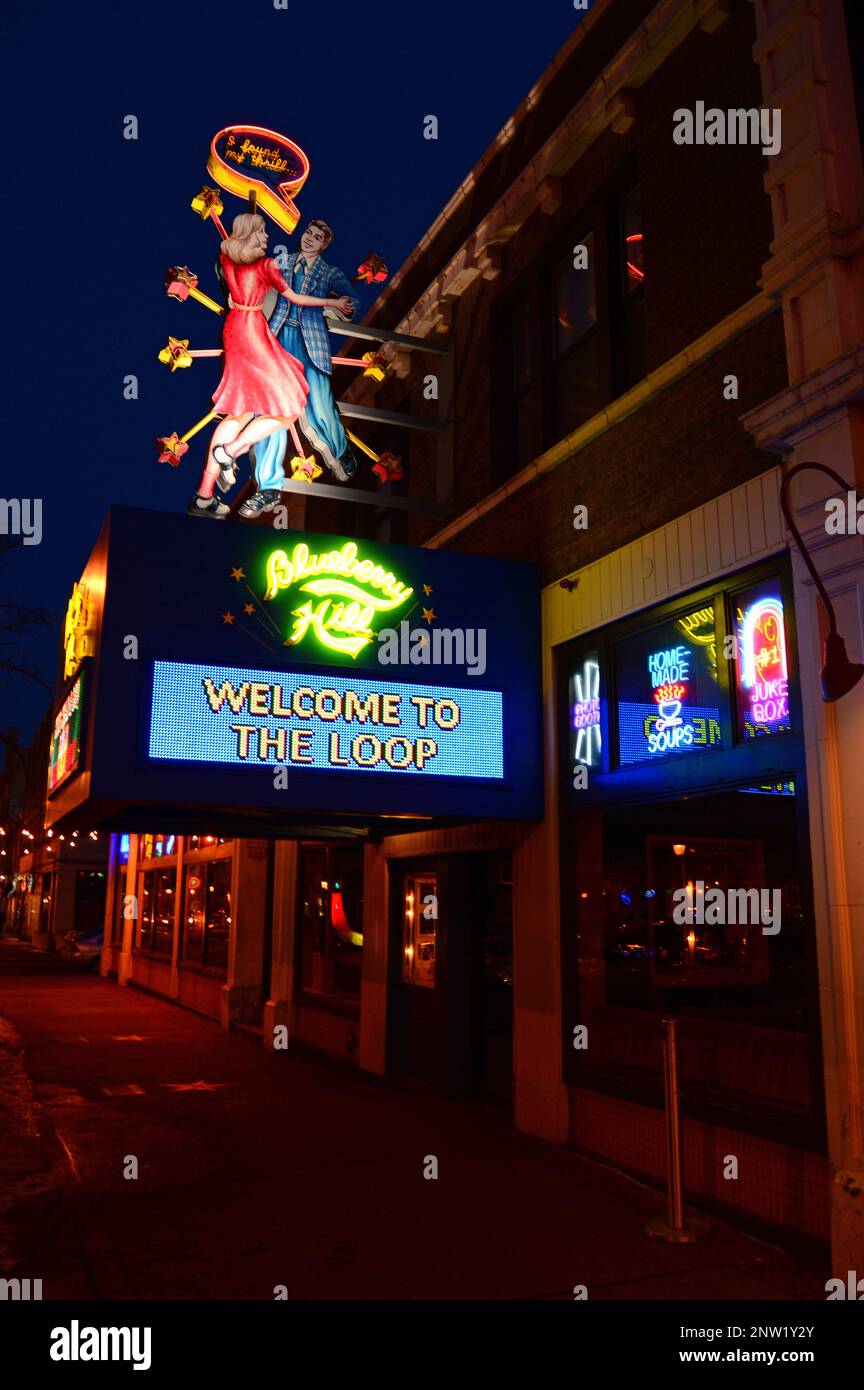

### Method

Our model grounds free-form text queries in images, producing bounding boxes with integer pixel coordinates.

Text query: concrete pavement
[0,941,827,1301]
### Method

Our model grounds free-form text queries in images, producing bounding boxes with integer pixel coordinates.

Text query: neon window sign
[616,617,722,767]
[646,646,695,755]
[736,588,791,738]
[264,541,413,660]
[571,657,601,767]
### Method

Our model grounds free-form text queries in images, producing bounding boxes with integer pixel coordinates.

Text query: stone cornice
[740,346,864,450]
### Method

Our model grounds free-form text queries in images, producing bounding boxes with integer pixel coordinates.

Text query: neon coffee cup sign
[647,645,694,754]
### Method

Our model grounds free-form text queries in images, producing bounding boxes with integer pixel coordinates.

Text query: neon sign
[572,659,601,767]
[738,594,790,732]
[63,582,94,679]
[148,661,503,780]
[48,671,85,794]
[207,126,310,234]
[264,541,414,659]
[646,645,695,755]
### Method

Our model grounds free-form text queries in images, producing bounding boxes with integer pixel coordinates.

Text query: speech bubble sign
[206,126,310,234]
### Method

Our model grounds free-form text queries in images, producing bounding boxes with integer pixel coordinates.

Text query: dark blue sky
[0,0,580,741]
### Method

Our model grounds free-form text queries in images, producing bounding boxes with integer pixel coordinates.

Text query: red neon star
[156,433,189,467]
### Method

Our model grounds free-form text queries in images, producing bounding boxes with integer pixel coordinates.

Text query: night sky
[0,0,581,742]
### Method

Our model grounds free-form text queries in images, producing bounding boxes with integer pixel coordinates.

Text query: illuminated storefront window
[402,873,437,988]
[298,844,363,1002]
[558,563,817,1131]
[139,866,174,956]
[182,857,231,973]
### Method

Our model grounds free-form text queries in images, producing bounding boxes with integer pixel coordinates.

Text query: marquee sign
[48,669,86,794]
[44,507,541,828]
[149,662,503,780]
[63,582,95,679]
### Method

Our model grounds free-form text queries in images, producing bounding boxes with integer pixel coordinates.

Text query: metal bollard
[644,1017,710,1243]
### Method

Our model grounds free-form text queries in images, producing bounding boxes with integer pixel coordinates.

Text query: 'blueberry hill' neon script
[264,542,414,659]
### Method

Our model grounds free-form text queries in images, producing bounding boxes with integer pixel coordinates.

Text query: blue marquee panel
[149,660,504,781]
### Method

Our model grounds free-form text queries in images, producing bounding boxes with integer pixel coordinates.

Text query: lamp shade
[821,633,864,703]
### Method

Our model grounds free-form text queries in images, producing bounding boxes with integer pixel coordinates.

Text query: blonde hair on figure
[221,213,266,265]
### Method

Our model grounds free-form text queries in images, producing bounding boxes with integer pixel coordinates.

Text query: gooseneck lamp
[779,462,864,703]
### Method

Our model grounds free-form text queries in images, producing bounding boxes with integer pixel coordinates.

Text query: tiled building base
[569,1086,830,1242]
[295,1005,358,1062]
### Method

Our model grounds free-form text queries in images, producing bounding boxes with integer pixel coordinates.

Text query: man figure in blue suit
[240,219,360,517]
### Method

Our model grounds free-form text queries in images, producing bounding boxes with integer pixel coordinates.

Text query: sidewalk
[0,940,827,1301]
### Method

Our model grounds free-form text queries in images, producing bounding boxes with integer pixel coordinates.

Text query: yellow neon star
[422,607,435,624]
[230,567,246,581]
[423,583,433,596]
[221,611,235,625]
[243,603,255,616]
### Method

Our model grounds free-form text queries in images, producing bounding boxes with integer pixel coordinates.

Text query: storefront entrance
[388,851,514,1104]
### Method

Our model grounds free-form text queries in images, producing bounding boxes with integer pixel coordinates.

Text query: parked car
[61,925,103,969]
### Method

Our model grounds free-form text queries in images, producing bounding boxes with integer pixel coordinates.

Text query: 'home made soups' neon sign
[647,645,695,755]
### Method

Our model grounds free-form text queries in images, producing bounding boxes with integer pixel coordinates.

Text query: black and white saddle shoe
[238,490,281,519]
[329,445,358,482]
[212,443,238,493]
[188,493,230,519]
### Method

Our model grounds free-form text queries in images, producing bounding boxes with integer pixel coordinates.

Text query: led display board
[45,507,541,828]
[48,669,86,794]
[149,661,504,780]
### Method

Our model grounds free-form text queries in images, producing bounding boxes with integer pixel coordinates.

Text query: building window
[559,567,814,1042]
[298,843,364,1002]
[402,873,437,987]
[600,813,807,1015]
[38,875,53,934]
[139,866,174,956]
[509,292,539,473]
[552,231,600,440]
[613,183,645,393]
[553,232,598,351]
[182,856,231,973]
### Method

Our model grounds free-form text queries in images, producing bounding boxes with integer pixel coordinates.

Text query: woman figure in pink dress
[190,213,354,518]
